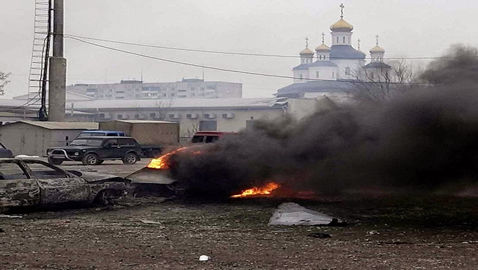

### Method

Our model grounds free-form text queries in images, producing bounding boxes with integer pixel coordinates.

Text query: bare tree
[0,72,10,96]
[352,60,417,103]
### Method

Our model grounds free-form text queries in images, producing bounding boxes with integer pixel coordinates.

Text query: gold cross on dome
[305,37,309,48]
[376,35,379,46]
[340,3,345,18]
[321,33,325,44]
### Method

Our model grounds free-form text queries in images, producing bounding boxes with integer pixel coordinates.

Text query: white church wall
[293,70,310,83]
[332,59,364,80]
[331,32,352,46]
[308,66,338,80]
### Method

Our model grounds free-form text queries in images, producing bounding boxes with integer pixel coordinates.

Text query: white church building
[277,4,392,99]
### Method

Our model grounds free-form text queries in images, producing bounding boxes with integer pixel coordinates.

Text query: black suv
[47,136,160,165]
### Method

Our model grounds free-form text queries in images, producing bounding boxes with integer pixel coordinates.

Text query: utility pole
[48,0,66,121]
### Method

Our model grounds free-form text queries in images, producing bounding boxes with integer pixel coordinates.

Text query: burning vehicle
[127,146,284,199]
[0,158,130,211]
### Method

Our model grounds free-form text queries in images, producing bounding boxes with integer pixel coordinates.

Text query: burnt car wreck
[0,158,130,212]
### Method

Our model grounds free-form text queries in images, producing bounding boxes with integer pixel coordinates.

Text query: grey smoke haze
[1,1,478,98]
[169,45,478,198]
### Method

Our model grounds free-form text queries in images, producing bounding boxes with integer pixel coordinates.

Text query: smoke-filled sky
[169,46,478,198]
[1,0,478,98]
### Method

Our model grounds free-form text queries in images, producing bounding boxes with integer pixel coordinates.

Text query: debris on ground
[268,202,340,226]
[308,232,331,239]
[140,219,162,225]
[199,255,210,262]
[0,214,23,219]
[367,230,380,235]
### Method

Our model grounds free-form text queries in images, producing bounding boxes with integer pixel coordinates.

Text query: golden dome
[330,18,353,32]
[300,48,314,55]
[315,43,330,52]
[370,45,385,53]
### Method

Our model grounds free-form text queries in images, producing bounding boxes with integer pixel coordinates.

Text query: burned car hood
[126,167,177,185]
[75,171,129,183]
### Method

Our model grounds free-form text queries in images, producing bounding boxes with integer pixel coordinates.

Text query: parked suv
[47,136,161,165]
[76,130,126,138]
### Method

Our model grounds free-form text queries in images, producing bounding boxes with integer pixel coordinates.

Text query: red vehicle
[191,131,236,144]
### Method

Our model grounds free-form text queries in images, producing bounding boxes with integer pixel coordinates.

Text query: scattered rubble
[0,214,23,219]
[140,219,162,225]
[268,202,341,226]
[199,255,210,262]
[308,232,331,239]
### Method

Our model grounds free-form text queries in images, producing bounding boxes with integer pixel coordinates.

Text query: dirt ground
[1,160,478,269]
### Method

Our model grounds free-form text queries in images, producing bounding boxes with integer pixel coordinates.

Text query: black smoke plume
[170,45,478,198]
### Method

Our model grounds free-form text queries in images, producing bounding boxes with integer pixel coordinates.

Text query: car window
[191,136,205,143]
[0,161,28,180]
[70,139,103,146]
[205,136,219,143]
[119,138,136,147]
[104,139,119,147]
[78,132,105,137]
[24,161,69,179]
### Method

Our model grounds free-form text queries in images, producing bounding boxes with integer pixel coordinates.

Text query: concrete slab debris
[268,202,337,226]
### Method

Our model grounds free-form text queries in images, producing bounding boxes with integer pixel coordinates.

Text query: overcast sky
[1,0,478,98]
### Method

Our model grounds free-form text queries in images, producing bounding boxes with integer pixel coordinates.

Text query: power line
[66,36,430,86]
[66,36,308,81]
[65,34,298,59]
[64,33,445,61]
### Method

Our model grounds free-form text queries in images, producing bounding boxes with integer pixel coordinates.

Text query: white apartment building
[67,78,242,100]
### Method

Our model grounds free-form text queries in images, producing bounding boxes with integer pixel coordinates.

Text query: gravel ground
[1,160,477,269]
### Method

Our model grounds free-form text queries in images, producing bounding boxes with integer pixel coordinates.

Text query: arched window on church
[332,72,335,78]
[316,71,320,78]
[345,67,351,75]
[299,74,303,80]
[337,37,339,44]
[343,36,346,43]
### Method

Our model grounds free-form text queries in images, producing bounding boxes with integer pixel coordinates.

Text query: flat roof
[2,121,99,130]
[68,98,284,111]
[110,120,176,124]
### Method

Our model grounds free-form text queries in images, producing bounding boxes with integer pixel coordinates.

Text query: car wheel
[48,157,63,165]
[123,152,138,165]
[96,160,104,165]
[82,153,99,165]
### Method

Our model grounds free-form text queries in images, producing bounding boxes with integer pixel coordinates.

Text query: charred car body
[47,136,162,165]
[0,158,130,211]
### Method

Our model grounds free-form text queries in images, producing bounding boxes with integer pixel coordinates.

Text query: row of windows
[105,112,236,121]
[336,36,350,44]
[298,67,351,80]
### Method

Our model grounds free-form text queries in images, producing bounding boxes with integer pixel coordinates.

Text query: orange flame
[147,147,186,170]
[230,182,280,198]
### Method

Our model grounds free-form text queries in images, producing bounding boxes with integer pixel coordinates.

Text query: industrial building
[67,98,295,138]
